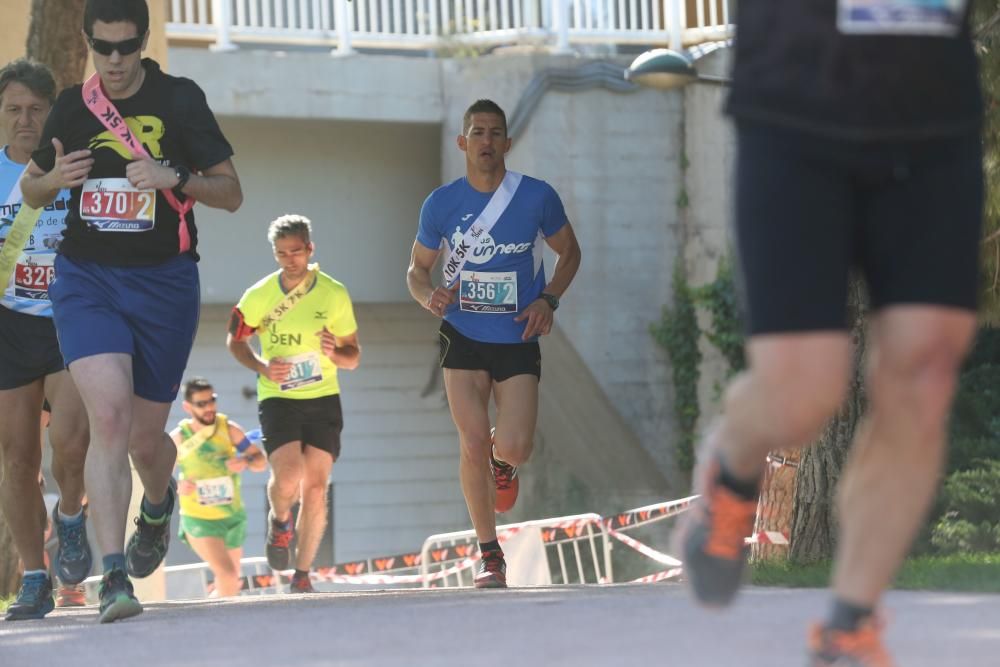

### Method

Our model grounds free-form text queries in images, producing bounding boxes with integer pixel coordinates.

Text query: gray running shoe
[52,501,93,585]
[125,478,177,578]
[98,567,142,623]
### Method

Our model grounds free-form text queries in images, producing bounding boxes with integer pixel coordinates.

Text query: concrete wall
[680,49,738,431]
[439,54,685,485]
[194,116,441,304]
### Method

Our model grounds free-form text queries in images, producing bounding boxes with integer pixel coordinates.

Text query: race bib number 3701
[838,0,968,36]
[459,271,517,313]
[80,178,156,232]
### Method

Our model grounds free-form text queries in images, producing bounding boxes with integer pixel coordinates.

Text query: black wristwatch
[539,292,560,311]
[173,164,191,194]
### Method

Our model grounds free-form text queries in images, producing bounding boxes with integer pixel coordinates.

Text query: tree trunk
[789,279,868,563]
[26,0,88,94]
[751,449,799,560]
[0,0,88,599]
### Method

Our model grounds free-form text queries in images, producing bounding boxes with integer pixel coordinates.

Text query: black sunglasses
[192,394,218,409]
[87,35,143,56]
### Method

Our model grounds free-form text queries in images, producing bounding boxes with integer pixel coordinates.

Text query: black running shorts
[0,305,64,390]
[258,394,343,459]
[438,320,541,382]
[734,121,983,335]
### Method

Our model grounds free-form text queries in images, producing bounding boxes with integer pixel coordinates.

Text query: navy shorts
[49,254,200,402]
[734,122,983,335]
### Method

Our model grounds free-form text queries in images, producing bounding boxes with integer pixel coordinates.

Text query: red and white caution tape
[311,557,477,585]
[630,567,683,583]
[744,531,789,545]
[605,526,682,567]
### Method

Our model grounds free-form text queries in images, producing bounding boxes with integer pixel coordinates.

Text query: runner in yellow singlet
[227,214,360,593]
[168,377,265,597]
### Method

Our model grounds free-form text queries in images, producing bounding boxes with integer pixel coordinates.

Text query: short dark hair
[183,377,213,401]
[268,214,312,246]
[0,59,56,105]
[84,0,150,37]
[462,99,507,135]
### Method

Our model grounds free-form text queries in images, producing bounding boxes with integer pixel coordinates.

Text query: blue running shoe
[52,502,93,585]
[126,478,177,578]
[5,572,54,621]
[98,567,142,624]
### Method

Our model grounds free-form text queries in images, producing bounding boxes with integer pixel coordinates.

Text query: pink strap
[81,73,195,253]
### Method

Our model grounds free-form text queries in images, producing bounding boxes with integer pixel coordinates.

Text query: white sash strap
[441,171,523,287]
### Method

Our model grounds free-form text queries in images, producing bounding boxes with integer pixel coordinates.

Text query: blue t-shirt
[416,174,567,344]
[0,146,70,317]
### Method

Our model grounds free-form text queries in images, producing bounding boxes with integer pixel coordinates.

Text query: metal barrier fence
[78,495,697,598]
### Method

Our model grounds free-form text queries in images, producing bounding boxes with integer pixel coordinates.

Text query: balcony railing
[167,0,732,55]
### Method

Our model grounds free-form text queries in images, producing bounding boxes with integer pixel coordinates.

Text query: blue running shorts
[49,254,200,402]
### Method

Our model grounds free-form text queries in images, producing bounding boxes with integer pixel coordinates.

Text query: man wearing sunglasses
[20,0,243,623]
[169,378,265,598]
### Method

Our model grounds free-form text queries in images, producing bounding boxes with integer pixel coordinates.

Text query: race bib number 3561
[838,0,968,36]
[80,178,156,232]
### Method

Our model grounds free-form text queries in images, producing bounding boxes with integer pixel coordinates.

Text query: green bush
[929,460,1000,554]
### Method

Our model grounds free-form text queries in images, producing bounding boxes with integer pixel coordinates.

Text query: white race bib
[459,270,518,313]
[279,351,324,391]
[12,253,54,302]
[80,178,156,232]
[838,0,968,36]
[195,476,235,506]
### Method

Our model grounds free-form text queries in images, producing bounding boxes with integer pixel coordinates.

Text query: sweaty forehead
[468,113,505,132]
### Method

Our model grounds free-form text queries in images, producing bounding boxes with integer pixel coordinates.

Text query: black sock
[828,598,874,632]
[479,539,501,553]
[293,569,309,580]
[716,456,761,501]
[141,493,172,521]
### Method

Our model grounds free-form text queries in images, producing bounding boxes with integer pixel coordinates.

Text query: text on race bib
[838,0,968,36]
[195,476,235,506]
[13,255,54,301]
[279,351,324,391]
[459,271,518,313]
[80,178,156,232]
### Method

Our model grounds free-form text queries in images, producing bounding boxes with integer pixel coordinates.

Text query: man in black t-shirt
[22,0,243,624]
[675,1,983,665]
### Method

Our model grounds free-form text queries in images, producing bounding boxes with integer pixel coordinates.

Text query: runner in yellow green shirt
[226,214,360,593]
[169,377,265,597]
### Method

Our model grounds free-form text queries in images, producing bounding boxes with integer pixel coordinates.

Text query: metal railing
[167,0,732,54]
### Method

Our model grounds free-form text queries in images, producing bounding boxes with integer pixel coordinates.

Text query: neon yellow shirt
[237,269,358,401]
[176,415,246,520]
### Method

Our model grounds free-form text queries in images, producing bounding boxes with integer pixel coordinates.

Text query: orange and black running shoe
[474,549,507,589]
[489,429,519,514]
[266,512,294,571]
[675,456,758,607]
[808,620,897,667]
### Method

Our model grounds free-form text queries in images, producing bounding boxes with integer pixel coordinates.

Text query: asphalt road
[1,584,998,666]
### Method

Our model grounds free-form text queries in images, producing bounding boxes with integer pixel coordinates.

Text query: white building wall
[194,116,442,304]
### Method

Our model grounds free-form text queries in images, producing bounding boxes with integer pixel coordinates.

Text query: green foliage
[929,461,1000,554]
[651,265,701,472]
[693,257,746,374]
[651,259,745,472]
[752,554,1000,592]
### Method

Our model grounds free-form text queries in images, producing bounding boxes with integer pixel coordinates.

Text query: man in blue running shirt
[407,99,581,589]
[0,59,91,622]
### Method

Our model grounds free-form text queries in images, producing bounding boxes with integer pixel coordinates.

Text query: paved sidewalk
[2,584,997,666]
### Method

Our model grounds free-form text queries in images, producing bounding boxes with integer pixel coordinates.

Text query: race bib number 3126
[80,178,156,232]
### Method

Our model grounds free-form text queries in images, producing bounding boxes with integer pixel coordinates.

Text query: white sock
[23,569,48,579]
[58,507,83,523]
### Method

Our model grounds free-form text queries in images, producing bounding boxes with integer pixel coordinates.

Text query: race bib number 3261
[80,178,156,232]
[838,0,968,36]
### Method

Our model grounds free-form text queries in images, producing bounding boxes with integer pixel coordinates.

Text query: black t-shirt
[33,59,233,266]
[725,0,983,140]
